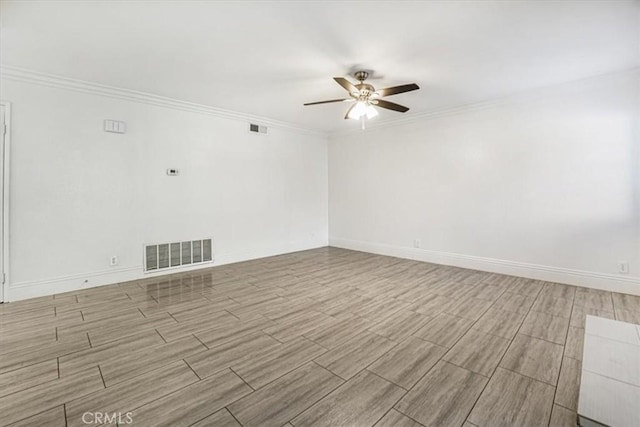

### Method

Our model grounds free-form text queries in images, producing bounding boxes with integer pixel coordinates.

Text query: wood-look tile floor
[1,247,639,427]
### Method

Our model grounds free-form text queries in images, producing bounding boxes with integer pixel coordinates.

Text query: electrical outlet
[413,239,421,248]
[617,261,629,274]
[110,256,118,266]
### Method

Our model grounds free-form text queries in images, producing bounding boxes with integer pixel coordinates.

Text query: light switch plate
[104,119,126,134]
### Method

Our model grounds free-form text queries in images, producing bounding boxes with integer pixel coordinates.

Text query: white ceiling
[1,1,638,133]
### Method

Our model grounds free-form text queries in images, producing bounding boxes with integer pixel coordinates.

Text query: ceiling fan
[304,71,420,129]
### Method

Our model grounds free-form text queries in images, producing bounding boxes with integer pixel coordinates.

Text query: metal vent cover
[249,123,268,134]
[144,239,212,272]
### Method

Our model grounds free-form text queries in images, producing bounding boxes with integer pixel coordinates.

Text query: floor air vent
[144,239,212,272]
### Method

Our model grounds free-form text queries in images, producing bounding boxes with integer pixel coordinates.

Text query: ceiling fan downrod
[354,71,369,83]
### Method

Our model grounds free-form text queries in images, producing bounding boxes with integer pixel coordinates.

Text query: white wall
[329,70,640,295]
[2,69,638,300]
[1,78,328,301]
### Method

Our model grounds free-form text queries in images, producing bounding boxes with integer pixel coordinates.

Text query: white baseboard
[213,238,328,267]
[329,237,640,296]
[9,236,636,301]
[5,238,328,302]
[7,267,143,301]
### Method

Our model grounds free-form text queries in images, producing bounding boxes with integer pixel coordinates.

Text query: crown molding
[0,64,328,138]
[2,64,637,140]
[330,66,640,138]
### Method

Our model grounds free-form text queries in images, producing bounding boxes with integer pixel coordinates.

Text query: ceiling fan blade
[344,103,357,120]
[375,83,420,97]
[334,77,359,94]
[304,98,352,106]
[373,99,410,113]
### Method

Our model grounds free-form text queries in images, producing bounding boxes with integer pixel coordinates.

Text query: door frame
[0,101,11,303]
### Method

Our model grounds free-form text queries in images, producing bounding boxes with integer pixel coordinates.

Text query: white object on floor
[578,315,640,427]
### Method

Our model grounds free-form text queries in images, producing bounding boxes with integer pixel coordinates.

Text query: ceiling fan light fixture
[365,105,378,119]
[348,101,368,119]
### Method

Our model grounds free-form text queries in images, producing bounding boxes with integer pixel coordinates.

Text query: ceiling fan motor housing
[355,83,375,99]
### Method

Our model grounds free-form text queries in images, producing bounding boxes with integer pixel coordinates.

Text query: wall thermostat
[166,169,179,176]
